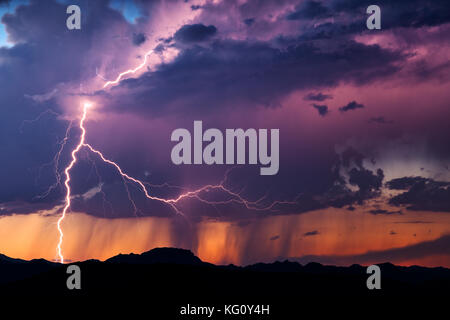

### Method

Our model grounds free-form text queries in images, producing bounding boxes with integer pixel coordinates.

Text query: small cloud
[244,18,255,26]
[304,92,333,101]
[270,235,280,241]
[191,5,202,11]
[393,220,433,224]
[312,104,329,116]
[369,209,402,215]
[132,33,146,46]
[339,101,365,112]
[174,24,217,43]
[390,230,397,235]
[153,43,165,53]
[386,176,428,190]
[388,177,450,212]
[303,230,320,237]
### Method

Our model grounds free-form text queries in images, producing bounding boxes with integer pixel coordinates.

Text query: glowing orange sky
[0,207,448,267]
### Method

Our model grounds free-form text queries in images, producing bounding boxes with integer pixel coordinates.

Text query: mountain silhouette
[0,247,448,309]
[106,247,205,265]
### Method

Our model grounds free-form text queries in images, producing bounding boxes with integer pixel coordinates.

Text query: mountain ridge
[0,247,449,297]
[1,247,449,270]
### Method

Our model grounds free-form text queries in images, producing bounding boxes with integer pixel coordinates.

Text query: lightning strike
[34,121,73,199]
[57,48,156,262]
[85,153,114,217]
[55,47,295,263]
[57,102,90,263]
[102,50,154,88]
[19,109,60,133]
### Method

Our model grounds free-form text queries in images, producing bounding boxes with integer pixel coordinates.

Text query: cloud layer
[0,0,449,223]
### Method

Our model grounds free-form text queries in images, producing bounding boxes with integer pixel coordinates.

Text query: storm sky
[0,0,449,266]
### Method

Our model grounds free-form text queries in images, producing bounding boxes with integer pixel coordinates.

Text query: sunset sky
[0,0,449,267]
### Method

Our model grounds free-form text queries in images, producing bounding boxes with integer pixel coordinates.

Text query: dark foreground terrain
[0,248,449,315]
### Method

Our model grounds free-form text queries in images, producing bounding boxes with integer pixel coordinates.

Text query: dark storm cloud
[0,0,11,6]
[340,147,365,172]
[319,147,386,209]
[174,24,217,43]
[103,39,404,115]
[132,32,146,46]
[1,0,447,221]
[0,200,58,216]
[304,92,333,102]
[331,0,450,29]
[348,167,383,194]
[388,177,450,212]
[321,167,384,209]
[0,0,135,211]
[339,101,365,112]
[284,0,450,45]
[286,0,331,20]
[303,230,319,236]
[286,0,450,34]
[312,104,329,116]
[386,177,428,190]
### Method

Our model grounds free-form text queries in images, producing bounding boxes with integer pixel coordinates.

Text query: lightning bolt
[57,102,90,263]
[57,48,156,262]
[55,48,296,263]
[19,108,60,133]
[102,50,154,88]
[34,120,72,200]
